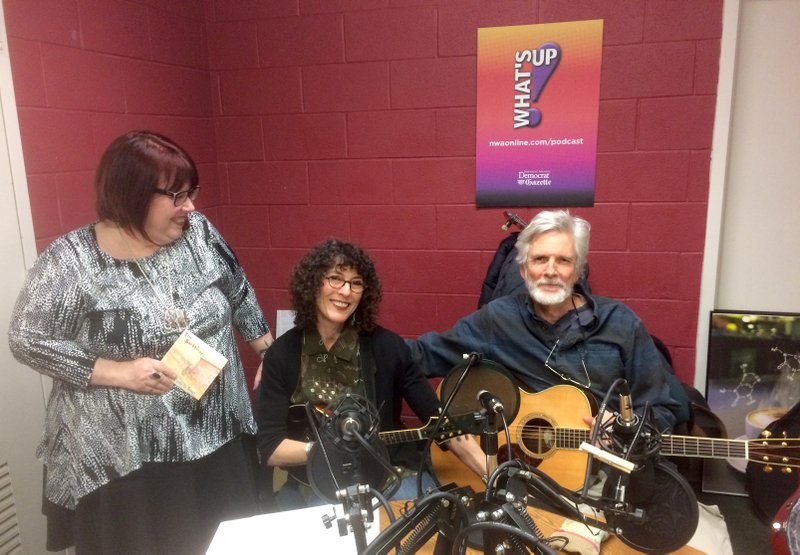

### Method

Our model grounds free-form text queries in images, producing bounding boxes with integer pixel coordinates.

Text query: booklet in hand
[162,329,228,400]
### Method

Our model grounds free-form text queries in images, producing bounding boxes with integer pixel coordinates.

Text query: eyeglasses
[543,338,592,389]
[324,275,366,293]
[154,186,200,206]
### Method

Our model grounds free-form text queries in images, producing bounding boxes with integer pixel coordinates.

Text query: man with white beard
[409,209,732,554]
[408,209,686,432]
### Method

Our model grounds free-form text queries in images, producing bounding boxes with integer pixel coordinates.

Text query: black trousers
[45,435,262,555]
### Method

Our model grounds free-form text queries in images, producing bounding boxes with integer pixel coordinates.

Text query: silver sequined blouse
[8,211,268,509]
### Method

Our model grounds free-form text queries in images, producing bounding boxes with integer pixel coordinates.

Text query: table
[378,500,703,554]
[206,496,704,554]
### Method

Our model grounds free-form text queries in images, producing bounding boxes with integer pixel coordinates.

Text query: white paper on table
[206,504,380,554]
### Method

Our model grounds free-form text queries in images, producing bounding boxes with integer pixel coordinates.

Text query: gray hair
[514,210,591,277]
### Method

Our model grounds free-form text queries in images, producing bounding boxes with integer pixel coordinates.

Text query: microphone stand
[453,464,559,555]
[416,352,486,499]
[480,408,498,479]
[363,485,472,555]
[323,484,374,554]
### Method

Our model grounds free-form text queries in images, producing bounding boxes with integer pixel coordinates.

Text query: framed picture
[702,310,800,495]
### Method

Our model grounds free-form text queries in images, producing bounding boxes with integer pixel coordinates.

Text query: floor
[696,491,772,554]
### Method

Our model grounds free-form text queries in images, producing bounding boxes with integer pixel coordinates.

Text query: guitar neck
[379,427,425,445]
[551,426,794,464]
[288,404,469,447]
[379,416,465,445]
[660,434,748,460]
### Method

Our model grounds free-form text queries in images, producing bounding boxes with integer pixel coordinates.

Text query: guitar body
[772,483,800,555]
[432,385,593,491]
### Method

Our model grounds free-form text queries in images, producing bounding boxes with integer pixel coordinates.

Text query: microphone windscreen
[604,461,699,553]
[439,359,520,424]
[306,393,390,503]
[307,435,390,503]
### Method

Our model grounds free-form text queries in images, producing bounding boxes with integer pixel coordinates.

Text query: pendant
[164,307,189,331]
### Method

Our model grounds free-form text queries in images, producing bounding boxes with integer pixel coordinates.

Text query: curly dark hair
[290,239,382,333]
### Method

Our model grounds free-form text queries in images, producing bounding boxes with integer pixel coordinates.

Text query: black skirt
[44,435,264,554]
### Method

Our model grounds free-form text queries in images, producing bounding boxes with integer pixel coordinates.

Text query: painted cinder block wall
[3,0,722,385]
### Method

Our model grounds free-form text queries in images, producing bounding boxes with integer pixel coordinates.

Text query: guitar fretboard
[539,427,751,462]
[661,435,748,460]
[381,428,423,445]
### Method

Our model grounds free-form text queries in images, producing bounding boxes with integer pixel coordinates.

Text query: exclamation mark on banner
[529,43,561,127]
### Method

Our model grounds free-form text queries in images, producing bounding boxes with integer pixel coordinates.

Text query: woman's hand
[90,357,177,394]
[444,434,487,479]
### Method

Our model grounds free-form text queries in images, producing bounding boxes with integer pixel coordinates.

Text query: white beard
[524,276,573,306]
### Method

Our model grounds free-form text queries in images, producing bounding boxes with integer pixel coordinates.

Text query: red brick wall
[2,0,722,383]
[2,0,219,253]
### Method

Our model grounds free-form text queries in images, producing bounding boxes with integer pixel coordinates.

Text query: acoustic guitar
[432,384,800,492]
[286,404,476,486]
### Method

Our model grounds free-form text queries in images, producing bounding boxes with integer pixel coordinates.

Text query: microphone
[337,408,368,443]
[605,380,650,505]
[462,352,483,365]
[306,394,392,503]
[616,380,637,428]
[475,389,503,478]
[476,390,504,413]
[597,381,699,552]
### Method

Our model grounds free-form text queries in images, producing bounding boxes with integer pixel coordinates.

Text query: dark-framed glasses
[543,338,592,389]
[324,275,366,293]
[154,186,200,206]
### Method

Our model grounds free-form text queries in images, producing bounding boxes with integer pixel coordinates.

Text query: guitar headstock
[501,211,528,232]
[748,433,800,473]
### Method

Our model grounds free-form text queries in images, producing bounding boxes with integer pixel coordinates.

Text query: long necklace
[119,228,188,331]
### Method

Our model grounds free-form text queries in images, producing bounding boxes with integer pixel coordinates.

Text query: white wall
[0,12,52,555]
[717,0,800,310]
[695,0,800,390]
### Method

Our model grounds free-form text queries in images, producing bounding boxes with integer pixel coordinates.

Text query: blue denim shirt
[408,289,685,431]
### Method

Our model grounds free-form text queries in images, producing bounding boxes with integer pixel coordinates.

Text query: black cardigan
[256,325,441,468]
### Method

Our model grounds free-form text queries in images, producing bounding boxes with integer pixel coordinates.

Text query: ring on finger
[151,371,162,380]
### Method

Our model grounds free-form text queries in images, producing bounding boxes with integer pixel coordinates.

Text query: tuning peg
[762,430,773,438]
[781,466,793,474]
[764,465,773,472]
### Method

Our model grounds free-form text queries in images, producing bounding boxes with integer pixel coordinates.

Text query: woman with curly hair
[256,239,483,509]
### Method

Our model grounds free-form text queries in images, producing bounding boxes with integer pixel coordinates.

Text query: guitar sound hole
[520,417,556,457]
[498,416,556,467]
[497,416,556,467]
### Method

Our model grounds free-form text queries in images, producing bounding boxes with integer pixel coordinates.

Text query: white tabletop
[207,504,380,554]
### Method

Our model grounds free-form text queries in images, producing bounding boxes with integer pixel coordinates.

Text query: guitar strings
[501,424,800,467]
